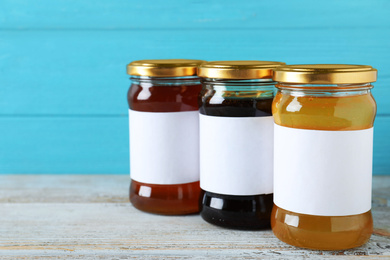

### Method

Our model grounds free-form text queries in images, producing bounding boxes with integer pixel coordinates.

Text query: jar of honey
[198,61,285,229]
[271,64,377,250]
[127,59,204,215]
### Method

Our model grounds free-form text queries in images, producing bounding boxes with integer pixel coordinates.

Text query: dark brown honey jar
[198,60,285,229]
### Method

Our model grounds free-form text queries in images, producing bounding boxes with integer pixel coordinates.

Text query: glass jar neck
[276,83,373,97]
[202,78,275,85]
[130,76,200,86]
[202,78,276,97]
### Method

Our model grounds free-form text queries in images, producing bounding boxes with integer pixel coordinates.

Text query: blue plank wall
[0,0,389,174]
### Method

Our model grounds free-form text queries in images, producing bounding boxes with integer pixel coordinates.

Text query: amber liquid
[128,79,202,215]
[199,95,274,229]
[271,86,376,250]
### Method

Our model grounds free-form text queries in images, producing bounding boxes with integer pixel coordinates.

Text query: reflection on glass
[284,214,299,227]
[286,96,302,112]
[210,197,224,210]
[138,186,152,197]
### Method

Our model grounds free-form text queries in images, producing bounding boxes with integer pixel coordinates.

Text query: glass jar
[271,64,377,250]
[127,59,204,215]
[198,61,285,229]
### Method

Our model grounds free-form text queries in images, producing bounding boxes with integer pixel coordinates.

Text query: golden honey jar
[271,64,377,250]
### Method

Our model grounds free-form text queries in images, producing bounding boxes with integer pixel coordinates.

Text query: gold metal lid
[127,59,205,77]
[273,64,377,84]
[198,61,286,79]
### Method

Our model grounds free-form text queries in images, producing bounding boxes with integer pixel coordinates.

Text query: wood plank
[0,115,388,175]
[0,175,388,258]
[0,0,389,177]
[374,116,390,175]
[0,29,389,115]
[0,204,389,258]
[0,174,388,204]
[0,0,388,29]
[0,117,129,174]
[0,175,130,203]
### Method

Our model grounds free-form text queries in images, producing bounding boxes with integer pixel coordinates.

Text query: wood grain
[0,175,389,259]
[0,29,389,115]
[0,116,388,175]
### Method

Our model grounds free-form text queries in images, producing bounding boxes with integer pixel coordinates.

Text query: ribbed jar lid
[273,64,377,84]
[127,59,205,77]
[198,60,286,79]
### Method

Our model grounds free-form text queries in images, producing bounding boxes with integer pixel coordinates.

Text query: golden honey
[271,65,377,250]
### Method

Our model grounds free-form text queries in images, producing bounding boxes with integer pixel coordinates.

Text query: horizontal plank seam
[1,27,390,31]
[0,114,127,118]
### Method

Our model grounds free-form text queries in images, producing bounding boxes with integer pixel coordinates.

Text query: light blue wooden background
[0,0,389,174]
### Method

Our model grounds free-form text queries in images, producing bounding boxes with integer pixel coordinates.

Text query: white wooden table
[0,175,389,259]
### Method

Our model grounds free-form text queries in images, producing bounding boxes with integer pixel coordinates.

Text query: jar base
[271,204,373,250]
[200,190,273,230]
[129,180,201,215]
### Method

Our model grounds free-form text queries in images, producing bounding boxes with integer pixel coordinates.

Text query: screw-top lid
[273,64,377,84]
[127,59,205,77]
[198,60,286,79]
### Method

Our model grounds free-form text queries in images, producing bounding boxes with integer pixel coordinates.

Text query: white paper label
[274,124,373,216]
[200,114,274,196]
[129,109,199,184]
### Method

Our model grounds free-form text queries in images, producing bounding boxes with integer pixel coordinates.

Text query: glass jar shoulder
[272,87,377,130]
[128,80,202,112]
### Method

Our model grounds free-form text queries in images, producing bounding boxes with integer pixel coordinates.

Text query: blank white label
[129,109,199,185]
[274,124,373,216]
[200,114,274,196]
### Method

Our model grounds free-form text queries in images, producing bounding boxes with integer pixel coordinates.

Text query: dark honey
[199,94,274,229]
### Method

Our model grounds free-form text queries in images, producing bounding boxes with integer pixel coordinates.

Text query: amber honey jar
[127,59,204,215]
[271,64,377,250]
[198,61,285,229]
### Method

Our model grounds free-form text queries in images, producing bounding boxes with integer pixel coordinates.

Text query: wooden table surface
[0,175,389,259]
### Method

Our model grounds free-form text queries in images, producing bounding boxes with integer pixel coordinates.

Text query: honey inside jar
[127,59,204,215]
[128,79,202,215]
[272,87,376,130]
[271,65,377,250]
[198,61,285,230]
[199,86,274,229]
